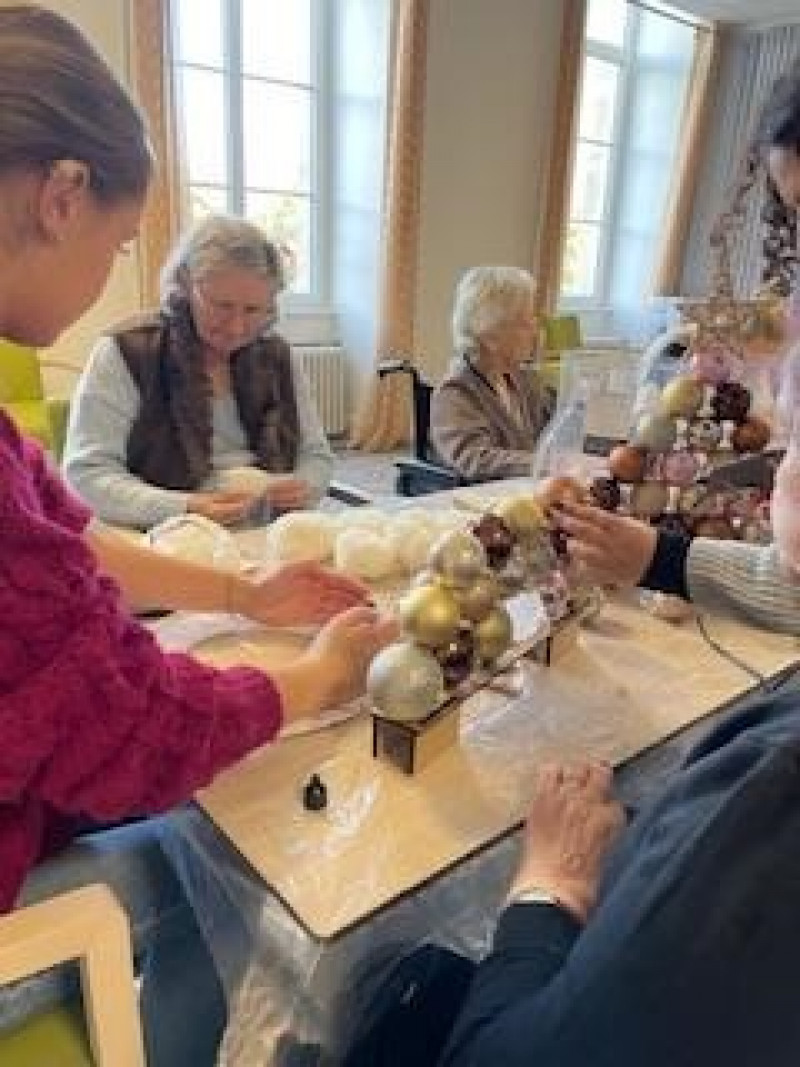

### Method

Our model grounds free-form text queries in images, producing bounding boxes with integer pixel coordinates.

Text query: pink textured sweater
[0,412,283,911]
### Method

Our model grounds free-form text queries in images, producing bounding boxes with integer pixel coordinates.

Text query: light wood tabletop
[188,594,798,940]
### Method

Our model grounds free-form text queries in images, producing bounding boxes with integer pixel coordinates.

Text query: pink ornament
[662,450,699,487]
[690,347,739,386]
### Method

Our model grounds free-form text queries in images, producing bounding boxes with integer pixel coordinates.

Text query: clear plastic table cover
[156,608,757,1066]
[154,578,800,1065]
[160,654,615,1065]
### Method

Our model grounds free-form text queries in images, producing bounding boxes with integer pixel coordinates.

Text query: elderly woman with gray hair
[63,215,333,528]
[430,266,555,482]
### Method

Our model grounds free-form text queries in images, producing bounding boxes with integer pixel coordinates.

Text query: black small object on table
[303,774,328,812]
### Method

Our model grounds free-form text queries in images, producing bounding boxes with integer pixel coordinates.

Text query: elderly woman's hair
[160,215,286,309]
[0,5,151,205]
[451,266,536,353]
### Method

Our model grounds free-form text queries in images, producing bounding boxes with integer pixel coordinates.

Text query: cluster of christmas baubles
[590,344,772,540]
[366,497,570,723]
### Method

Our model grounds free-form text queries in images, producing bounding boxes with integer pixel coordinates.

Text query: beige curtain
[350,0,430,452]
[534,0,587,317]
[651,23,725,297]
[129,0,182,308]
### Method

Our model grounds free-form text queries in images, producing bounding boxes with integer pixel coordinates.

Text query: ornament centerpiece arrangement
[588,150,787,543]
[366,493,583,773]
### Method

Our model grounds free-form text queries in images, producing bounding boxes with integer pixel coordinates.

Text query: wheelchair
[377,358,469,496]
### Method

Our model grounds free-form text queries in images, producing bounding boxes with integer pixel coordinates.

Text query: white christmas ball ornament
[367,641,445,721]
[146,514,242,571]
[334,528,397,581]
[265,512,337,563]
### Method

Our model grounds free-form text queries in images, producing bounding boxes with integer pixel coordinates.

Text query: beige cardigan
[431,355,555,481]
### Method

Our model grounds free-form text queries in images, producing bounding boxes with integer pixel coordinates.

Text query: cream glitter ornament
[145,514,242,572]
[334,528,397,581]
[265,512,337,563]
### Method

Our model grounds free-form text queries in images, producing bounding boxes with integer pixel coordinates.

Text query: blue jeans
[5,814,227,1067]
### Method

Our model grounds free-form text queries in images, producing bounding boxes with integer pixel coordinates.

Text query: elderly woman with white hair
[63,214,333,528]
[430,265,555,481]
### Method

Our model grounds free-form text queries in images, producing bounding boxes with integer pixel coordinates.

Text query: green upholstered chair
[0,885,145,1067]
[0,339,71,458]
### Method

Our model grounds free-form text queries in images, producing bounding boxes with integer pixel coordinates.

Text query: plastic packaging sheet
[152,595,797,1065]
[161,804,516,1066]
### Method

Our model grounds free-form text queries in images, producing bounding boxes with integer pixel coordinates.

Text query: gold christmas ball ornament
[632,413,677,453]
[659,376,704,420]
[742,298,785,357]
[409,569,452,591]
[474,605,514,664]
[428,528,487,585]
[397,582,462,648]
[451,570,502,622]
[493,495,547,542]
[366,641,445,722]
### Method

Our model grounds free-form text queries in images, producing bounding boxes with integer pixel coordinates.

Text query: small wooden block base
[372,702,461,775]
[528,610,582,666]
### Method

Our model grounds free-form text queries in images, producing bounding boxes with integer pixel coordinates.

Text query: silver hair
[451,266,536,352]
[159,214,285,309]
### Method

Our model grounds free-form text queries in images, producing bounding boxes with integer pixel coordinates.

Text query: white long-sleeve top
[62,335,333,528]
[687,538,800,636]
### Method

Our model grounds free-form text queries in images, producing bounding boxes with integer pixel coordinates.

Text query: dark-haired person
[0,7,393,1065]
[438,63,800,1067]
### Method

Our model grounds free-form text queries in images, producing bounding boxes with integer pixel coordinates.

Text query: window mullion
[595,6,638,306]
[226,0,245,215]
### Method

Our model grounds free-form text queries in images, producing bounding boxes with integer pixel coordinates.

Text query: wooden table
[188,594,798,942]
[144,484,798,1063]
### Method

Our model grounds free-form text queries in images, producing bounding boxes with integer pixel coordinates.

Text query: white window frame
[170,0,331,315]
[562,14,632,310]
[562,4,693,313]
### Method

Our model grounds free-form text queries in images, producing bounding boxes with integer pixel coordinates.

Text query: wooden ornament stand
[371,597,592,775]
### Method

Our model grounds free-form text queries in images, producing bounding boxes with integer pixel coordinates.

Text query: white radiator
[296,344,350,438]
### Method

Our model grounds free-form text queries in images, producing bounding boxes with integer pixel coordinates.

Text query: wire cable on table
[695,614,766,685]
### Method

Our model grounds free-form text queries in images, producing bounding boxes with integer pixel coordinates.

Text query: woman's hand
[238,561,372,627]
[263,477,312,512]
[277,607,399,719]
[188,490,261,525]
[555,501,658,586]
[509,761,625,922]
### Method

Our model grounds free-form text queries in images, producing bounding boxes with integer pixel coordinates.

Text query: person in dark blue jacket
[440,688,800,1067]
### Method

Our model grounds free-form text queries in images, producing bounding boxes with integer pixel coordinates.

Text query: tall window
[561,0,695,308]
[171,0,325,299]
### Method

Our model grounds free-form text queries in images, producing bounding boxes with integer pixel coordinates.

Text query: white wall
[16,1,144,394]
[414,0,563,381]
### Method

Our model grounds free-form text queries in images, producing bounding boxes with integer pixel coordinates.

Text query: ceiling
[672,0,800,23]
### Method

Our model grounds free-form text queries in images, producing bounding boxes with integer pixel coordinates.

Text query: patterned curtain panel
[533,0,587,317]
[129,0,182,308]
[351,0,429,452]
[681,22,800,299]
[651,24,724,298]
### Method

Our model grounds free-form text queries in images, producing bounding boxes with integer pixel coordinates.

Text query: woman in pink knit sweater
[0,7,394,1063]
